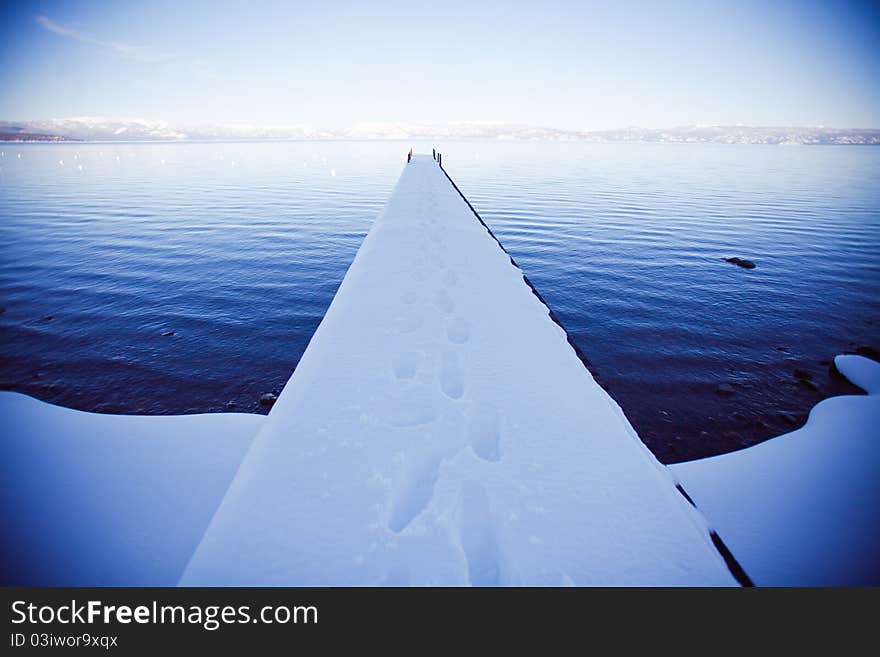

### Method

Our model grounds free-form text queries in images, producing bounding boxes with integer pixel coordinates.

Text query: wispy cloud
[35,15,173,64]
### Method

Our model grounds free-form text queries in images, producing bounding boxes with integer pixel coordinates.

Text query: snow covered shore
[0,392,260,585]
[180,156,736,586]
[671,355,880,586]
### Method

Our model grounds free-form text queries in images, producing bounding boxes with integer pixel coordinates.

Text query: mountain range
[2,118,879,145]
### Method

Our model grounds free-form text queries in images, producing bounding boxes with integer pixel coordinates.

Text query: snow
[834,354,880,394]
[671,355,880,586]
[0,391,261,586]
[180,156,737,586]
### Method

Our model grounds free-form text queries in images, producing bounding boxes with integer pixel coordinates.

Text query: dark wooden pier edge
[437,160,755,587]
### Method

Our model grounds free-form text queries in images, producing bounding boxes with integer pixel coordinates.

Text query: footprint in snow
[391,351,421,380]
[433,288,454,314]
[467,403,502,462]
[445,316,470,344]
[459,482,502,586]
[440,350,464,399]
[387,449,443,533]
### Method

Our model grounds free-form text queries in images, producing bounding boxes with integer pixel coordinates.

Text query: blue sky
[1,0,878,128]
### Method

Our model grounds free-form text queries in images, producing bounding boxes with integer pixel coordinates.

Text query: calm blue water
[1,141,878,462]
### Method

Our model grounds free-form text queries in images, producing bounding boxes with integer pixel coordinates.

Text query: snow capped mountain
[0,118,587,141]
[3,117,190,141]
[1,117,879,144]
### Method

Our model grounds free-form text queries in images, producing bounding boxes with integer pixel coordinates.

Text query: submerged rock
[793,368,818,390]
[724,257,756,269]
[259,392,278,406]
[714,383,736,396]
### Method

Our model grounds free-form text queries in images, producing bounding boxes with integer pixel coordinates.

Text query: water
[1,141,878,462]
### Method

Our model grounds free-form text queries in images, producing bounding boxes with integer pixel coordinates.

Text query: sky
[1,0,878,129]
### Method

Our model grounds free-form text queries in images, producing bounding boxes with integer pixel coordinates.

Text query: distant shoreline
[0,133,80,142]
[3,137,880,146]
[2,122,879,145]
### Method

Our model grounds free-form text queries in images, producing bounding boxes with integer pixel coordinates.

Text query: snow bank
[181,156,737,586]
[0,392,261,585]
[834,354,880,395]
[671,355,880,586]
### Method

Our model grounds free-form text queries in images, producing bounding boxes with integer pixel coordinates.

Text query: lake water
[1,141,878,462]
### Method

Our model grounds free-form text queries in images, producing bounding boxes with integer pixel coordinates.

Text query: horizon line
[3,118,880,132]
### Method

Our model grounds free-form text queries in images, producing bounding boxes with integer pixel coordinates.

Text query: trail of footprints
[385,193,504,561]
[459,482,502,586]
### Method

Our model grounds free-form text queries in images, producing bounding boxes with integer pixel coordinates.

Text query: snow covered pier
[180,155,741,586]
